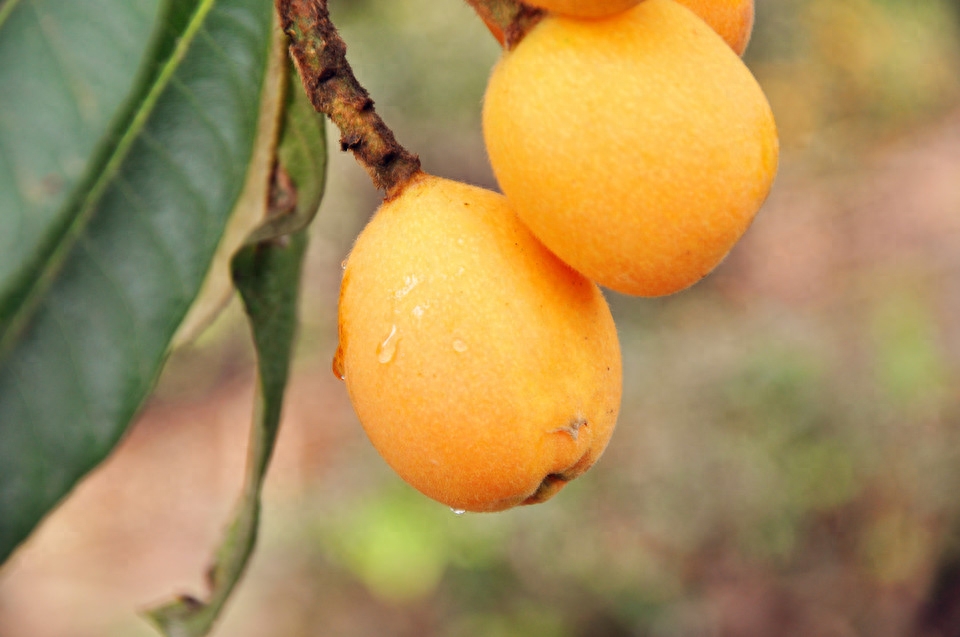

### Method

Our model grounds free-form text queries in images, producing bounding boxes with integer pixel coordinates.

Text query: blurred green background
[3,0,960,635]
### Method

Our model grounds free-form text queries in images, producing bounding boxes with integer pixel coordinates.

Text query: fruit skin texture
[523,0,642,19]
[482,0,779,297]
[336,174,622,513]
[675,0,754,55]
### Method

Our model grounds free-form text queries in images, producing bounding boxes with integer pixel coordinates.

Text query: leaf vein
[169,75,235,170]
[196,27,260,134]
[28,1,90,130]
[0,0,24,31]
[76,233,150,382]
[137,129,214,235]
[0,131,31,234]
[44,300,98,433]
[208,4,261,43]
[9,366,44,461]
[114,177,193,300]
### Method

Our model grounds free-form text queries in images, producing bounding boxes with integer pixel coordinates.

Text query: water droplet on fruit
[451,508,466,516]
[340,259,347,270]
[394,274,420,299]
[332,345,345,380]
[377,325,399,364]
[452,339,468,353]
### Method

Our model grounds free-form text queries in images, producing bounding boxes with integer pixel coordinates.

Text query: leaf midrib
[0,0,221,359]
[0,0,21,29]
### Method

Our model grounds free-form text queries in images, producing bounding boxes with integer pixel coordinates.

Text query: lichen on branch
[275,0,421,199]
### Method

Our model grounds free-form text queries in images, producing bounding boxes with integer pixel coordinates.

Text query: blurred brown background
[3,0,960,635]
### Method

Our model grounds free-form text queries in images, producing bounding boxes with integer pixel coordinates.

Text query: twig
[276,0,421,199]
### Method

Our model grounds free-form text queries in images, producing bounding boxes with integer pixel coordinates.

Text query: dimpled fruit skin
[482,0,779,297]
[524,0,641,19]
[337,174,622,512]
[676,0,754,54]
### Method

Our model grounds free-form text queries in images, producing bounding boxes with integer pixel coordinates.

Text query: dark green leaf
[246,60,328,243]
[0,0,163,324]
[170,24,291,349]
[145,228,310,637]
[143,58,327,636]
[0,0,276,564]
[172,51,328,346]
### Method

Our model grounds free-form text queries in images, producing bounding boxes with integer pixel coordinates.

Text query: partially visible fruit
[336,173,622,512]
[523,0,642,19]
[676,0,755,55]
[483,0,778,296]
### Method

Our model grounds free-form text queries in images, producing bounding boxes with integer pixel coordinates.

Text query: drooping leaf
[246,57,328,244]
[145,229,310,637]
[172,47,328,346]
[0,0,276,564]
[143,52,327,636]
[171,16,291,349]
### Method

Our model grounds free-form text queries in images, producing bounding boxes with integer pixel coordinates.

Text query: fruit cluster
[335,0,778,512]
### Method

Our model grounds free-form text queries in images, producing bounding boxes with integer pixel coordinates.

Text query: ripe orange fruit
[523,0,641,19]
[335,174,622,512]
[675,0,754,55]
[482,0,778,297]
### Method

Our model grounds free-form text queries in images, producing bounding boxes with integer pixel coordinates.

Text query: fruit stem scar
[551,415,587,441]
[276,0,421,199]
[524,472,569,505]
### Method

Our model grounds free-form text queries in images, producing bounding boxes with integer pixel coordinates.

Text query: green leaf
[0,0,163,324]
[172,48,328,346]
[145,229,310,637]
[0,0,276,564]
[246,58,328,244]
[143,55,327,637]
[170,20,291,349]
